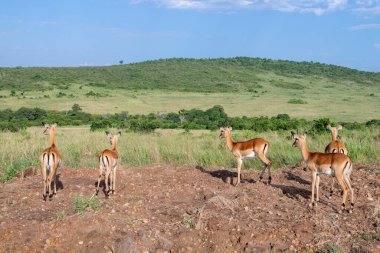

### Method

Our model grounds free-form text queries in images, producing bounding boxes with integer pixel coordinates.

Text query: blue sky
[0,0,379,71]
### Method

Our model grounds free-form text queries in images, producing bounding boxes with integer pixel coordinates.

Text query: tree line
[0,104,379,133]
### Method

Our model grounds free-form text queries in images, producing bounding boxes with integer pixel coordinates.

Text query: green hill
[0,57,379,121]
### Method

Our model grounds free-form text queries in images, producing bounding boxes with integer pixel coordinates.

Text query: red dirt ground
[0,163,379,253]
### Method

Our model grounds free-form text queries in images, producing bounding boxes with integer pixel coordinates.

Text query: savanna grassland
[0,57,380,180]
[0,57,379,121]
[1,127,379,182]
[0,58,380,252]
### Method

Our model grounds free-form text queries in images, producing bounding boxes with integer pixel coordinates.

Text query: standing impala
[325,124,348,197]
[291,131,354,213]
[219,127,271,185]
[325,124,348,155]
[96,131,121,197]
[40,123,61,201]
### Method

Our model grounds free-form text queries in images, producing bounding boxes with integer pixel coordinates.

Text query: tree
[68,104,82,116]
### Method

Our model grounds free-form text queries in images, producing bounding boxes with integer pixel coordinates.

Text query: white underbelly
[242,151,256,160]
[318,168,334,176]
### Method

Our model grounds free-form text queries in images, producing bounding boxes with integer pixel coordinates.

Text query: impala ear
[337,124,343,130]
[228,127,232,131]
[52,123,57,128]
[117,131,121,136]
[219,127,224,131]
[303,131,307,137]
[42,122,46,126]
[105,131,110,136]
[291,131,296,136]
[326,124,331,130]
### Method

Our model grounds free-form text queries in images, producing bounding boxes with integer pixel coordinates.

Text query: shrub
[287,99,307,104]
[128,119,159,133]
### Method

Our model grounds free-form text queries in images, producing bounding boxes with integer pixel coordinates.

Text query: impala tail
[42,151,57,174]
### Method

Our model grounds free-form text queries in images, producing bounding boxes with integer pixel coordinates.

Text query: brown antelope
[219,127,271,186]
[39,123,61,200]
[96,131,121,197]
[325,124,348,155]
[291,131,354,213]
[325,124,348,198]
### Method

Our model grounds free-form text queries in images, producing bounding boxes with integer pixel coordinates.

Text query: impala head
[326,124,343,137]
[42,123,57,135]
[105,131,121,146]
[291,131,307,148]
[219,126,232,139]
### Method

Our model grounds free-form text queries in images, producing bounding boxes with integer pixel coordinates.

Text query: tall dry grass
[0,127,378,181]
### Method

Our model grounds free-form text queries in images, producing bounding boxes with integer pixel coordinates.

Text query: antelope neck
[225,132,235,151]
[300,141,311,162]
[112,138,117,151]
[50,128,56,147]
[331,129,337,142]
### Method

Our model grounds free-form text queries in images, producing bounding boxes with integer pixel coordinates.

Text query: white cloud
[130,0,380,16]
[131,0,348,15]
[347,23,380,30]
[354,0,380,15]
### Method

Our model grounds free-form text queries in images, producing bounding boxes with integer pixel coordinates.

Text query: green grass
[0,58,379,122]
[72,193,101,214]
[316,244,342,253]
[288,98,308,104]
[0,127,379,181]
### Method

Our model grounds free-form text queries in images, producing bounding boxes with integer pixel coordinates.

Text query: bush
[128,119,159,133]
[288,99,307,104]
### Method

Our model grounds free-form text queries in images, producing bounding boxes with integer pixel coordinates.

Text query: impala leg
[344,172,354,213]
[236,158,243,186]
[329,178,335,199]
[104,168,111,196]
[310,172,317,208]
[53,173,57,195]
[112,168,117,194]
[42,165,47,200]
[47,176,52,200]
[258,152,271,184]
[96,164,102,195]
[336,174,348,213]
[316,175,320,202]
[109,168,113,193]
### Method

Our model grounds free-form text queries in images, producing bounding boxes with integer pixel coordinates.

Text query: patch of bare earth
[0,164,379,252]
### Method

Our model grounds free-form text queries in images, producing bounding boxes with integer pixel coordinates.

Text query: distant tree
[68,104,82,116]
[72,103,82,112]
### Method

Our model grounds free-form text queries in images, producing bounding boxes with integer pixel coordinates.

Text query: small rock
[79,241,83,245]
[158,236,173,250]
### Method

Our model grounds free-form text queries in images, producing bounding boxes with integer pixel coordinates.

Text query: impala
[291,131,354,213]
[39,123,61,200]
[325,124,348,155]
[219,127,271,186]
[325,124,348,197]
[96,131,121,197]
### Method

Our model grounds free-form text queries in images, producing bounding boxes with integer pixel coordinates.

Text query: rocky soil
[0,163,379,253]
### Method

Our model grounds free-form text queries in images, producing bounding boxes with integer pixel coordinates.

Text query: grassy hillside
[0,57,379,121]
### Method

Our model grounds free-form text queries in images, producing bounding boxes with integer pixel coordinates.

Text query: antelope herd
[39,123,354,213]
